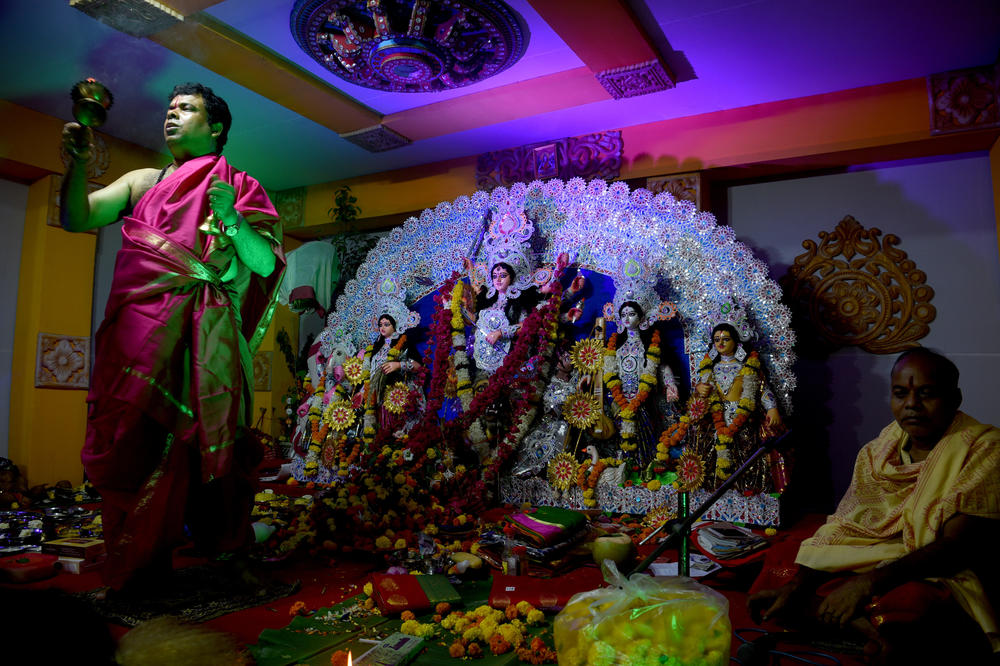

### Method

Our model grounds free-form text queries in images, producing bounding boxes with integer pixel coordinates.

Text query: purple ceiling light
[290,0,529,93]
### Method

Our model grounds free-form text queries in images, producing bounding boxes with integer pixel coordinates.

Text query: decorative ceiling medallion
[782,216,936,354]
[290,0,528,93]
[596,60,675,100]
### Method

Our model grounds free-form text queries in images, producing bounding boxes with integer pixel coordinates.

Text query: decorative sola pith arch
[312,177,796,525]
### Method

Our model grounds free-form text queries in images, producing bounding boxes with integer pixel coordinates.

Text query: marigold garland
[604,329,660,452]
[336,443,361,477]
[697,351,761,479]
[655,397,708,462]
[302,374,328,477]
[575,457,615,507]
[449,281,473,411]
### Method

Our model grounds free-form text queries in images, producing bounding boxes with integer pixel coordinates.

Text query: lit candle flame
[347,651,352,666]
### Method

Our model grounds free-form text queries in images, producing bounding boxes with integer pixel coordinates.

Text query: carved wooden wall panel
[783,216,935,354]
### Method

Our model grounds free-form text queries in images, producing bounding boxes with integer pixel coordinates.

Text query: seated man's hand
[748,580,802,624]
[816,573,875,628]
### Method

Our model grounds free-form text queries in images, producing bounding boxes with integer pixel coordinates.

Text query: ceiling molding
[526,0,669,74]
[162,0,224,15]
[148,11,382,134]
[384,67,608,141]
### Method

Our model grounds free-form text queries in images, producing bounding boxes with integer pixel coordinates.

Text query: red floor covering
[2,515,866,665]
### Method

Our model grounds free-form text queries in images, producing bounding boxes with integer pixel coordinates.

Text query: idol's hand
[62,122,92,162]
[695,382,711,398]
[569,275,586,294]
[486,330,503,346]
[764,408,783,434]
[207,175,237,224]
[382,361,401,374]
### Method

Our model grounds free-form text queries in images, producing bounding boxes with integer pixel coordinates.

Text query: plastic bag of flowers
[553,561,731,665]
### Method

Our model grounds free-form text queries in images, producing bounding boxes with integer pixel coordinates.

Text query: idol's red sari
[82,154,284,588]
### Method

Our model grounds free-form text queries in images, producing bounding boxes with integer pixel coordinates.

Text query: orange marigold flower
[504,605,519,621]
[400,610,416,621]
[288,601,307,616]
[448,642,466,658]
[329,650,350,666]
[489,634,512,655]
[435,602,451,615]
[530,637,546,652]
[466,642,483,658]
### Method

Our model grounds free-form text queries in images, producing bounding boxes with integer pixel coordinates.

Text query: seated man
[749,348,1000,663]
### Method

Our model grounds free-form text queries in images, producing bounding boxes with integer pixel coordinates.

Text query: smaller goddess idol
[600,264,680,470]
[357,279,424,442]
[690,301,784,492]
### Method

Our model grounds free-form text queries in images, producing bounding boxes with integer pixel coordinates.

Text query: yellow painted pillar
[10,176,95,486]
[252,303,299,440]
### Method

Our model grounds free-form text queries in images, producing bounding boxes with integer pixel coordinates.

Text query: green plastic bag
[553,562,731,665]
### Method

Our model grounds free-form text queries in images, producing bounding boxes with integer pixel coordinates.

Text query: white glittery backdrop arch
[318,178,796,414]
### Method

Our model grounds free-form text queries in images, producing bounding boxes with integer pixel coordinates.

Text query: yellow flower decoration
[323,400,356,431]
[384,382,410,414]
[562,392,600,429]
[642,504,675,529]
[570,338,605,374]
[526,609,545,625]
[547,452,579,492]
[675,450,706,492]
[342,355,364,383]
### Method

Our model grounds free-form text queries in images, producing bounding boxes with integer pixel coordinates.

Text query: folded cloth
[504,506,587,547]
[488,572,604,611]
[370,573,461,614]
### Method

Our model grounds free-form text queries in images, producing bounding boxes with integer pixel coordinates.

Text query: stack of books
[41,536,106,574]
[695,522,768,560]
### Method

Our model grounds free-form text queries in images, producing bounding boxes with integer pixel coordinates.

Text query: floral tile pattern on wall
[35,333,90,389]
